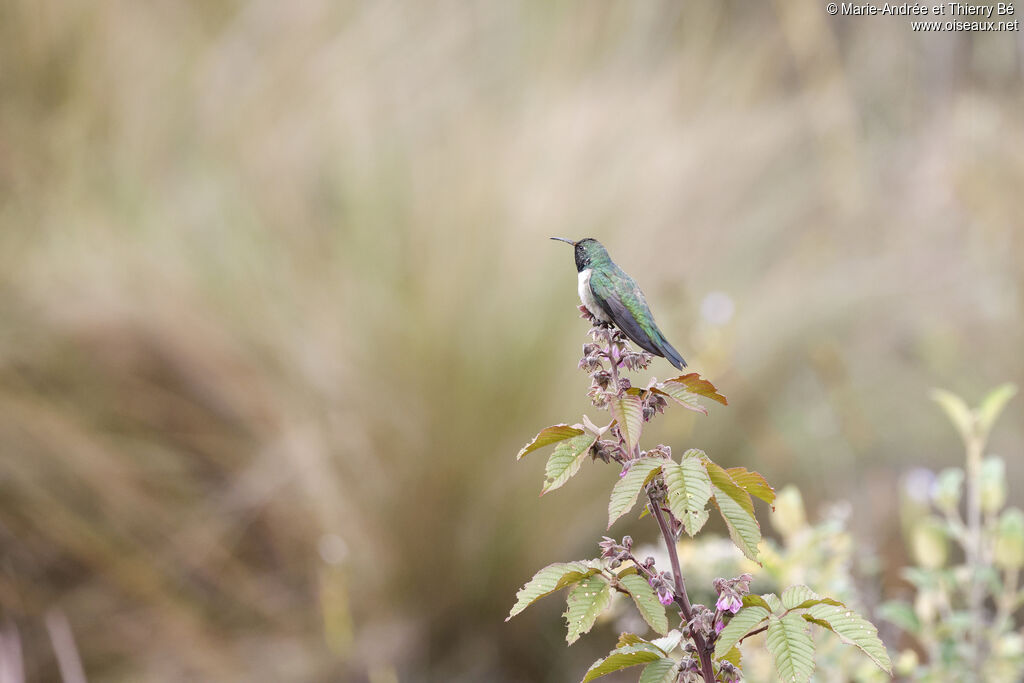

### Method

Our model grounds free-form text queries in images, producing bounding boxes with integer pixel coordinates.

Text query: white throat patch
[578,269,611,322]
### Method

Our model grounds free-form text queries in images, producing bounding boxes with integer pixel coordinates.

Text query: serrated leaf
[580,644,664,682]
[663,452,712,537]
[706,462,755,516]
[619,574,668,635]
[707,463,761,562]
[638,658,678,683]
[766,614,815,683]
[518,424,584,460]
[781,585,844,611]
[651,385,708,415]
[650,630,682,654]
[726,467,776,505]
[660,373,728,406]
[790,597,845,611]
[564,574,612,644]
[608,458,664,528]
[762,593,782,612]
[742,594,773,611]
[977,383,1017,438]
[805,602,892,673]
[616,632,648,649]
[802,615,831,629]
[714,606,770,657]
[507,562,598,620]
[609,395,644,454]
[930,388,974,443]
[541,433,597,494]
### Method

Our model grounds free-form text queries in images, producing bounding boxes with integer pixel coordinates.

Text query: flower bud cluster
[643,445,672,460]
[683,604,715,640]
[647,571,675,606]
[713,573,753,615]
[642,391,668,422]
[718,661,741,682]
[597,535,634,569]
[587,383,610,409]
[577,316,657,413]
[620,349,652,372]
[590,439,625,464]
[679,656,700,677]
[645,478,668,507]
[598,535,633,557]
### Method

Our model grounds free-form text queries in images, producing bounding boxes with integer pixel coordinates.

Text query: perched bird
[551,237,687,369]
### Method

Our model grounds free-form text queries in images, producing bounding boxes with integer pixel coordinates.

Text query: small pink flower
[715,619,725,635]
[715,594,743,614]
[657,587,674,606]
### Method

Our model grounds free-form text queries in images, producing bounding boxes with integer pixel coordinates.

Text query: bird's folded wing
[588,273,662,356]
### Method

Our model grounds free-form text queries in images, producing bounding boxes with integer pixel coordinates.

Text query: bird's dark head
[550,237,609,272]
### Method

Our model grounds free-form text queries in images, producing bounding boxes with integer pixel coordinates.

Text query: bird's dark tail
[658,339,687,370]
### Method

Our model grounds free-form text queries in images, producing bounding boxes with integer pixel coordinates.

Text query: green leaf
[619,574,669,635]
[780,585,844,612]
[638,658,678,683]
[781,586,818,611]
[608,457,664,528]
[995,507,1024,570]
[977,383,1017,438]
[660,373,728,406]
[714,605,770,657]
[609,395,644,454]
[663,452,712,537]
[878,600,920,634]
[651,385,707,415]
[980,456,1007,514]
[580,644,664,682]
[706,462,755,516]
[762,593,782,612]
[930,388,974,443]
[742,594,774,611]
[707,462,761,562]
[718,645,742,668]
[507,562,598,620]
[650,630,682,654]
[564,574,612,644]
[766,614,815,683]
[518,424,585,460]
[615,632,648,649]
[726,467,776,505]
[541,433,598,494]
[804,602,893,674]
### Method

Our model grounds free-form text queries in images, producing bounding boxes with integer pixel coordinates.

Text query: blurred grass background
[0,0,1022,681]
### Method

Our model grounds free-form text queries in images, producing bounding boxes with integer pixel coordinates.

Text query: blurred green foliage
[882,385,1022,682]
[0,0,1022,681]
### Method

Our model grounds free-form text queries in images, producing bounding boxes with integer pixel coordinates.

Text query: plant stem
[650,493,717,683]
[738,624,769,644]
[604,327,620,385]
[600,325,715,681]
[965,430,985,678]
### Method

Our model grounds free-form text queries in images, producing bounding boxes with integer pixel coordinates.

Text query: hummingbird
[551,237,687,369]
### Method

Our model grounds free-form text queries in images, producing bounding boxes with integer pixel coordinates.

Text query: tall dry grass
[0,1,1022,680]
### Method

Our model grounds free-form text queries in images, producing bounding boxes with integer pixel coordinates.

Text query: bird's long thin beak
[550,237,576,246]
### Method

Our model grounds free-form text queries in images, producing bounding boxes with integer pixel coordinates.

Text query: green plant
[507,308,892,682]
[881,384,1021,682]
